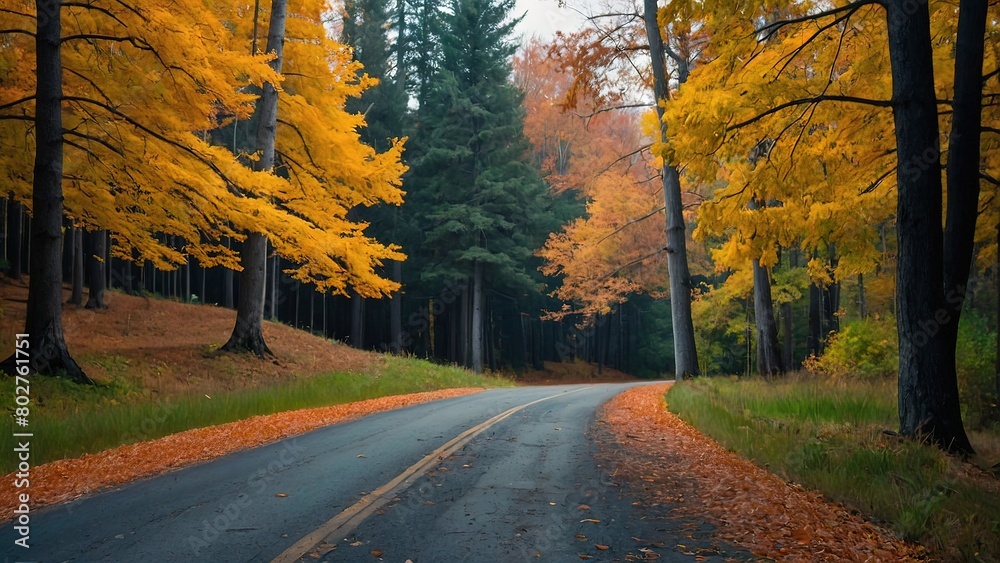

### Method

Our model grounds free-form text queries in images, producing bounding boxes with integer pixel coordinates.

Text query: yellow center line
[270,386,590,563]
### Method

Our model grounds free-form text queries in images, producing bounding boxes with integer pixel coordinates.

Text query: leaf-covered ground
[0,388,481,520]
[595,383,929,562]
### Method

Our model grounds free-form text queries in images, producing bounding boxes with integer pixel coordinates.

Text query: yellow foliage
[0,0,406,295]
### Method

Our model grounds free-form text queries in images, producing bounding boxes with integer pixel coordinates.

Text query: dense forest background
[2,0,998,441]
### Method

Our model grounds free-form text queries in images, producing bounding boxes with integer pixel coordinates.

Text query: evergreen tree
[408,0,547,372]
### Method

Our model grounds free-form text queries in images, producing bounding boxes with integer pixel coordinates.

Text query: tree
[662,0,993,453]
[219,0,407,356]
[85,229,107,309]
[8,0,93,383]
[884,0,982,454]
[409,0,547,372]
[644,0,699,378]
[222,0,288,356]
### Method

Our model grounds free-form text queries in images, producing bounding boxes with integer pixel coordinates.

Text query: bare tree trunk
[753,259,784,376]
[808,282,823,356]
[781,301,793,370]
[85,229,107,309]
[471,262,484,373]
[643,0,699,378]
[2,0,92,383]
[69,227,83,306]
[390,260,402,353]
[6,197,23,281]
[223,0,288,357]
[885,0,973,454]
[460,280,470,366]
[351,291,365,348]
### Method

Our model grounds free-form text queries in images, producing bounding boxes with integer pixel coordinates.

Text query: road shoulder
[594,382,927,561]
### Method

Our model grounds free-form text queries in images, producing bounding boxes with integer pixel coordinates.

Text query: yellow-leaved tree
[0,0,406,378]
[222,0,406,356]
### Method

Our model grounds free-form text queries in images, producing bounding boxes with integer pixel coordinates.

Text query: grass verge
[667,376,1000,562]
[0,355,511,473]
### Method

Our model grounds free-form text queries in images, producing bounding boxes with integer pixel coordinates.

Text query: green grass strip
[667,376,1000,562]
[1,356,511,473]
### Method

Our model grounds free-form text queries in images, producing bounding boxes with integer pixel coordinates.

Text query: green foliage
[809,318,899,379]
[956,312,998,429]
[0,356,511,473]
[809,313,998,429]
[405,0,549,292]
[667,377,1000,560]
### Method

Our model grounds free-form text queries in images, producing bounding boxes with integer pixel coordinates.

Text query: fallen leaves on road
[0,388,483,519]
[597,383,928,562]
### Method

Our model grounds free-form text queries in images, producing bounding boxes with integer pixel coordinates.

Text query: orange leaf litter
[597,383,928,562]
[0,388,482,520]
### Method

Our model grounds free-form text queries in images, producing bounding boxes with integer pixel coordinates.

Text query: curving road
[1,384,747,562]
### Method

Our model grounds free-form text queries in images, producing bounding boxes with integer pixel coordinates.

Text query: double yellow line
[271,387,589,563]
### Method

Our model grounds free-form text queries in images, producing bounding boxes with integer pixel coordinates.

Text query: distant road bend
[1,384,745,562]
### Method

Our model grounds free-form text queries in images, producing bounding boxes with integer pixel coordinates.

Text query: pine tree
[409,0,547,372]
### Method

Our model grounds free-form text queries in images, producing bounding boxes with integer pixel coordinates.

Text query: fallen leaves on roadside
[597,383,928,562]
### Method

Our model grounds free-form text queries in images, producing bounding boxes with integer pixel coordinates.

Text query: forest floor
[0,278,379,398]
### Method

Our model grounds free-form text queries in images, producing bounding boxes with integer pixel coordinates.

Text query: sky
[514,0,589,40]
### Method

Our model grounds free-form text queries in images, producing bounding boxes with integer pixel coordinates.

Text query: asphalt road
[1,384,747,562]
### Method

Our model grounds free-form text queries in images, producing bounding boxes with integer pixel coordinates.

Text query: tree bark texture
[643,0,699,378]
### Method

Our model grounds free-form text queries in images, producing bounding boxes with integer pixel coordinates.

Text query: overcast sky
[514,0,588,40]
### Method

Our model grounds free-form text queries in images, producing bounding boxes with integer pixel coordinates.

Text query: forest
[1,0,999,458]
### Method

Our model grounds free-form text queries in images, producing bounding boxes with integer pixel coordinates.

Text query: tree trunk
[885,0,973,454]
[351,291,365,348]
[471,262,484,373]
[2,1,92,383]
[224,264,235,308]
[390,260,402,353]
[460,280,470,367]
[85,229,107,309]
[753,259,784,377]
[808,282,823,356]
[781,301,793,370]
[643,0,699,378]
[69,227,83,306]
[6,197,23,281]
[269,253,279,319]
[223,0,287,357]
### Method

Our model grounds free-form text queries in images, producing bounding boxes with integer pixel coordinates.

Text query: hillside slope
[1,277,380,397]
